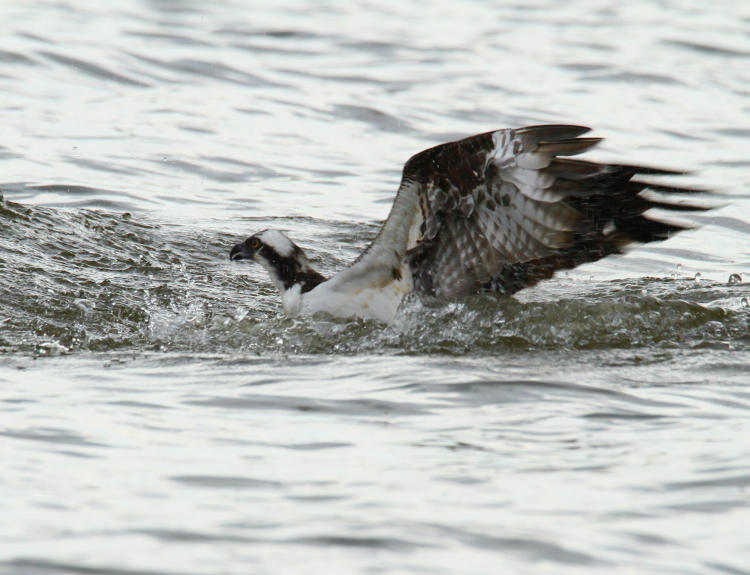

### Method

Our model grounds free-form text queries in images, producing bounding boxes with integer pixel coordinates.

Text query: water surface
[2,1,750,573]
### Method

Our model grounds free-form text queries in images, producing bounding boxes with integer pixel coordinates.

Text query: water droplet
[728,273,742,285]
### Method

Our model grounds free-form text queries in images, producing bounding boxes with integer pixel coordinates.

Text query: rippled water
[2,1,750,573]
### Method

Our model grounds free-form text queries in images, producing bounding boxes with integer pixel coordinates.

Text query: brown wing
[402,125,707,299]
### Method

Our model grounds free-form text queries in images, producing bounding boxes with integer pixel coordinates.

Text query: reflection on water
[2,0,750,574]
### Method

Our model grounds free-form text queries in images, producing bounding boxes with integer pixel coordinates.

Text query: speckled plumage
[231,125,707,322]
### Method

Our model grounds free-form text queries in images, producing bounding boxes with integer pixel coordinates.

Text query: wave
[1,195,749,356]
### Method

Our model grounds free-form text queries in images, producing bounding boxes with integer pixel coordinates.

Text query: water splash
[2,197,750,356]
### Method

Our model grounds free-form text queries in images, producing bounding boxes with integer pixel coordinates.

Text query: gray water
[2,1,750,573]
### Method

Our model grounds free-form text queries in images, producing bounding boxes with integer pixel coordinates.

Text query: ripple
[585,71,683,85]
[0,427,107,448]
[430,524,601,565]
[125,31,215,48]
[0,50,38,65]
[332,104,412,132]
[38,50,149,87]
[169,475,282,489]
[291,534,421,551]
[127,52,281,86]
[0,560,185,575]
[703,561,750,575]
[1,182,147,211]
[664,39,750,58]
[664,473,750,491]
[184,394,430,416]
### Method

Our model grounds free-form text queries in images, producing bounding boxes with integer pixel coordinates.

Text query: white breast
[299,261,413,322]
[281,284,304,316]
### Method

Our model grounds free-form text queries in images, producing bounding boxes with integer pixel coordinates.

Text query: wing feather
[329,124,708,312]
[401,125,705,299]
[533,137,602,156]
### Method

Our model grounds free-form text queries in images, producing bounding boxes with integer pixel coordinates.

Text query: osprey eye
[249,238,261,249]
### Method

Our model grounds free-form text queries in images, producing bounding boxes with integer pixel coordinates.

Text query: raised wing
[398,124,706,299]
[318,124,707,319]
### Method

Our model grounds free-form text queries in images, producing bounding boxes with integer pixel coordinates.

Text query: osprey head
[230,229,298,263]
[229,229,326,294]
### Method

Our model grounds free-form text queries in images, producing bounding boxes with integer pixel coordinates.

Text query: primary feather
[230,125,708,322]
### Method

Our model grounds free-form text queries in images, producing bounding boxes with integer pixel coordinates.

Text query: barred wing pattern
[386,125,704,300]
[231,124,708,323]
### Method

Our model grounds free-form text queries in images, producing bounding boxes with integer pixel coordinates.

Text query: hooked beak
[229,242,254,261]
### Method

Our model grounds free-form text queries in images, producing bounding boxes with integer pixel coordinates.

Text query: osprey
[230,125,706,322]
